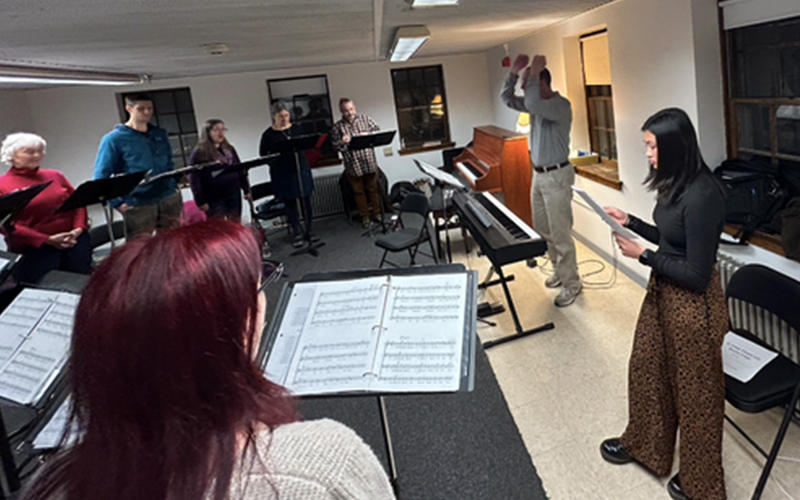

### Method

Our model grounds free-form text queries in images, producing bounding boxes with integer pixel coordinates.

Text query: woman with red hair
[22,219,394,500]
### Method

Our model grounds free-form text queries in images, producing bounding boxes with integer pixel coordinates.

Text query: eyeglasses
[211,127,228,133]
[259,261,284,293]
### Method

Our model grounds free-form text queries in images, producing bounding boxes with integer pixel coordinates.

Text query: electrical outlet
[383,146,393,156]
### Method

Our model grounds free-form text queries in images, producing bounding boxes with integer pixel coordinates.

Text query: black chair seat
[375,228,424,251]
[725,329,800,413]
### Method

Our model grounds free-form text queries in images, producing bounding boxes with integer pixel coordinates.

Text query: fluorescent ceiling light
[409,0,459,6]
[390,26,431,62]
[0,65,143,86]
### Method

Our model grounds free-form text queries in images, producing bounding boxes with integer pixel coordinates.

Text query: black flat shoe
[667,474,695,500]
[600,438,634,465]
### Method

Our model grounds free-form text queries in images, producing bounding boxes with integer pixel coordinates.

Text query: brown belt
[534,161,571,173]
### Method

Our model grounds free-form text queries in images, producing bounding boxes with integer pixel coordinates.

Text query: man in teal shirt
[94,93,182,238]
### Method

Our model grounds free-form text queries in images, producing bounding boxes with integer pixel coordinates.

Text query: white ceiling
[0,0,613,83]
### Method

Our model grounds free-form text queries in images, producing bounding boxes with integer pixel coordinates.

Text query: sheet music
[370,274,467,392]
[33,396,77,450]
[265,273,469,396]
[572,186,638,240]
[0,289,79,405]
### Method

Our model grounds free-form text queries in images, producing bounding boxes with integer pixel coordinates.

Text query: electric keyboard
[454,190,546,268]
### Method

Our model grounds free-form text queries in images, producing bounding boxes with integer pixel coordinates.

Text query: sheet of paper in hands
[571,186,638,240]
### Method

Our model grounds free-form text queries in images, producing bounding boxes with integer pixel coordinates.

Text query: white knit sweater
[231,419,396,500]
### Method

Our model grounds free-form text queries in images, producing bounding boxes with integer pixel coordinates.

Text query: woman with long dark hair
[188,119,250,221]
[600,108,728,500]
[22,220,394,500]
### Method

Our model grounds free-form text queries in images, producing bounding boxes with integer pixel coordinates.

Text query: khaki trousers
[124,191,183,239]
[530,165,579,291]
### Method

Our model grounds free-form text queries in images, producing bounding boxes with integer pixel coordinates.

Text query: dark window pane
[153,92,176,113]
[742,49,780,97]
[181,134,198,156]
[778,17,800,44]
[780,47,800,97]
[409,69,424,88]
[397,89,413,108]
[159,114,180,135]
[777,105,800,156]
[607,100,615,129]
[174,89,193,113]
[594,100,607,128]
[412,88,426,107]
[738,23,779,48]
[610,131,617,160]
[778,158,800,197]
[179,113,197,133]
[173,155,185,168]
[169,136,182,157]
[598,131,610,158]
[737,104,771,153]
[423,67,440,86]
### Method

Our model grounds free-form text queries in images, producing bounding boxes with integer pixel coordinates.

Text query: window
[723,15,800,252]
[118,88,199,168]
[727,15,800,189]
[267,75,339,167]
[391,65,453,154]
[574,30,621,190]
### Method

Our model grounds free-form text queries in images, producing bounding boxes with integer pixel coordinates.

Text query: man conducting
[331,98,382,228]
[501,54,581,307]
[94,93,182,238]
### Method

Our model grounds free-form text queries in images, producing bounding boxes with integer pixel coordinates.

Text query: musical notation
[265,273,470,395]
[0,289,79,405]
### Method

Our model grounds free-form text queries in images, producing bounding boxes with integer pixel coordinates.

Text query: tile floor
[448,235,800,500]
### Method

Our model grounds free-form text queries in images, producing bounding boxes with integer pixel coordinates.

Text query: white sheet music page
[370,273,467,393]
[0,289,79,405]
[266,276,388,396]
[33,396,78,450]
[722,331,779,383]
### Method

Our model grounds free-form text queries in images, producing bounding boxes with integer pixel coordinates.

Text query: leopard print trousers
[621,269,728,500]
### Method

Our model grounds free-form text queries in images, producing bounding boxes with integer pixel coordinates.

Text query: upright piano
[453,126,532,226]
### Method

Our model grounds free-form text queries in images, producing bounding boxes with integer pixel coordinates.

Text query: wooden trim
[574,163,623,191]
[723,224,785,256]
[398,141,456,156]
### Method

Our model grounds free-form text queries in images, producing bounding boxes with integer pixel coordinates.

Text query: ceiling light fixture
[408,0,459,7]
[389,26,431,62]
[0,64,144,86]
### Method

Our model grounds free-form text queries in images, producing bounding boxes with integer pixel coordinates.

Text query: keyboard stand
[482,265,554,349]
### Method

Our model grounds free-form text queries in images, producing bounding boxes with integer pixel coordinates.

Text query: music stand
[348,131,396,236]
[0,181,52,228]
[268,133,324,257]
[414,159,466,264]
[56,172,147,250]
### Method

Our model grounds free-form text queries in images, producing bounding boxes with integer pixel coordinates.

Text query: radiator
[718,253,800,365]
[310,172,344,218]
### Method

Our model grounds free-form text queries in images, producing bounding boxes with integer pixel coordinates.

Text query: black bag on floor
[714,158,789,242]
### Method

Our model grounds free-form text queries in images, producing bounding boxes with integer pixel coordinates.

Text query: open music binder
[0,288,78,406]
[260,265,477,396]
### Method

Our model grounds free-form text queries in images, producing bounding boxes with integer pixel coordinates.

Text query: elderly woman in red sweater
[0,132,90,283]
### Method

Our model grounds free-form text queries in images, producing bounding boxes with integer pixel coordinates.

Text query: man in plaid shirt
[332,98,382,228]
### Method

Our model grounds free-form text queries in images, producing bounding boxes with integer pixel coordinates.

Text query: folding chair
[375,192,438,268]
[724,264,800,500]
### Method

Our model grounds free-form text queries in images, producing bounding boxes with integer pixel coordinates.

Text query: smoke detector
[202,43,229,56]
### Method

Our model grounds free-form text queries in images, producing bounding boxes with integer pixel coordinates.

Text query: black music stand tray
[57,172,146,250]
[269,134,325,257]
[259,264,477,496]
[0,181,52,228]
[413,159,467,264]
[347,131,396,236]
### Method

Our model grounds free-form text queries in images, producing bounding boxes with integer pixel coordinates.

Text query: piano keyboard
[477,192,540,241]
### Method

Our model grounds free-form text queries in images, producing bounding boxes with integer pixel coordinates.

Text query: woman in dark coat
[600,108,728,500]
[258,102,316,248]
[188,119,250,222]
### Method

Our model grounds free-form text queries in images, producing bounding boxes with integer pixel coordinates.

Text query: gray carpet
[263,215,548,500]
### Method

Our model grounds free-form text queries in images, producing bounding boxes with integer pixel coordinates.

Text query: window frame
[390,64,454,155]
[117,87,199,170]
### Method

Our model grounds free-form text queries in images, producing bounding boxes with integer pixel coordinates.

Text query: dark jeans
[14,231,92,284]
[284,196,313,236]
[207,192,242,222]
